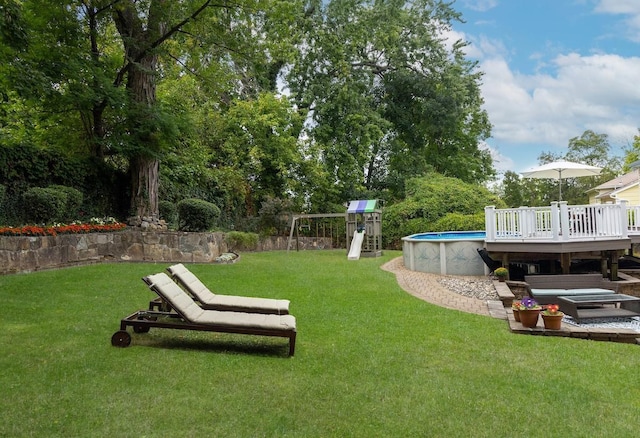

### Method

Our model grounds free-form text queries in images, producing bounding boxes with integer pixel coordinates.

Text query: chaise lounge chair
[161,263,290,315]
[111,273,297,356]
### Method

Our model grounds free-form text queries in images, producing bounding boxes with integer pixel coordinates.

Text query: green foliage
[431,212,486,232]
[225,231,259,251]
[258,196,293,236]
[498,171,526,208]
[22,187,67,223]
[383,173,505,248]
[48,185,83,219]
[158,200,178,228]
[0,144,128,224]
[177,198,221,232]
[209,92,306,215]
[289,0,493,204]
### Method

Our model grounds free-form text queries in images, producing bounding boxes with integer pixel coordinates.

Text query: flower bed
[0,219,126,237]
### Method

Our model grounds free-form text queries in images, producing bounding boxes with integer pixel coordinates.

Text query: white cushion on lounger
[144,273,296,331]
[167,263,290,314]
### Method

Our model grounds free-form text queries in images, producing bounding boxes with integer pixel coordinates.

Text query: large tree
[288,0,493,204]
[2,0,302,221]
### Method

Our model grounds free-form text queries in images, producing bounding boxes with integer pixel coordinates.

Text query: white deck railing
[484,201,637,242]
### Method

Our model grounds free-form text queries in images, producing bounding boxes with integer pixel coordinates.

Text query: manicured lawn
[1,250,638,437]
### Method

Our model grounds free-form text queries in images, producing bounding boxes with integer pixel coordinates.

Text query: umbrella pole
[558,170,562,201]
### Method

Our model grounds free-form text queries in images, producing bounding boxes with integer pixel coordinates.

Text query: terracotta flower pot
[542,313,563,330]
[518,309,540,328]
[513,309,520,322]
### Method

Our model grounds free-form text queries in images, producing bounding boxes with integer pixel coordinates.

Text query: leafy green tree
[2,0,304,224]
[210,92,306,215]
[499,171,526,208]
[622,130,640,171]
[289,0,493,204]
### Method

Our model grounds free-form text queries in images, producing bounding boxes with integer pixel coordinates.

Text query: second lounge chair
[165,263,290,315]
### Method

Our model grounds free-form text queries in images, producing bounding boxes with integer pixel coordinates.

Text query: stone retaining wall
[0,231,333,275]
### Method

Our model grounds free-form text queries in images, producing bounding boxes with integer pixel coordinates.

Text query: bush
[22,187,68,223]
[0,144,129,223]
[177,198,221,232]
[225,231,259,252]
[159,200,178,228]
[431,212,486,232]
[383,173,505,248]
[48,185,83,220]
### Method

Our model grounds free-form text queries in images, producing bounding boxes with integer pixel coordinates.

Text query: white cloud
[462,0,499,12]
[595,0,640,42]
[480,52,640,149]
[594,0,640,15]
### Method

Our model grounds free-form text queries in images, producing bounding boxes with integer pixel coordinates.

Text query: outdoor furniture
[111,273,297,356]
[525,274,616,304]
[558,294,640,323]
[477,248,502,273]
[157,263,290,314]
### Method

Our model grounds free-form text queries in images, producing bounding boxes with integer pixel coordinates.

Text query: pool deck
[381,257,640,345]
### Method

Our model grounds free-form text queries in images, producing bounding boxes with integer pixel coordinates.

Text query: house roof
[589,171,640,193]
[609,181,640,198]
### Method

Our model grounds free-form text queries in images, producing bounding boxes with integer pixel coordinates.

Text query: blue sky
[449,0,640,175]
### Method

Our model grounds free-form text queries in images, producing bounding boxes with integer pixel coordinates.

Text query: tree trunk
[130,155,159,219]
[127,53,160,220]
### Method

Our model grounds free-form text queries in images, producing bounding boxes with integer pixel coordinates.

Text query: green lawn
[1,250,638,437]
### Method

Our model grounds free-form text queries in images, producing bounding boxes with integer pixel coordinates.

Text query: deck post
[558,202,570,241]
[619,200,629,238]
[550,202,560,241]
[484,206,495,241]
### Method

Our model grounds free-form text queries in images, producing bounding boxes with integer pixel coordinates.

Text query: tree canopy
[3,0,494,228]
[289,0,493,205]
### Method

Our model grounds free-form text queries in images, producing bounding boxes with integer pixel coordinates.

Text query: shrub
[177,198,221,232]
[48,185,84,220]
[383,173,505,248]
[22,187,68,223]
[225,231,259,252]
[159,200,178,228]
[431,212,486,232]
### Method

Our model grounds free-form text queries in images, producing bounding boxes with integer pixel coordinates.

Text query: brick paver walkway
[381,257,506,318]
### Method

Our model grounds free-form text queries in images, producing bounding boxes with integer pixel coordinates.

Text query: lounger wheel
[133,325,150,333]
[111,330,132,347]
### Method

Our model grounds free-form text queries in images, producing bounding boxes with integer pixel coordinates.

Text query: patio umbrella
[521,160,602,201]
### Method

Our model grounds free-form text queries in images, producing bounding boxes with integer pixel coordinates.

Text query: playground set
[287,200,382,260]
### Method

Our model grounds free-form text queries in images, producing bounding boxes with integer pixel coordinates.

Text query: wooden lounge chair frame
[112,274,296,356]
[148,263,290,315]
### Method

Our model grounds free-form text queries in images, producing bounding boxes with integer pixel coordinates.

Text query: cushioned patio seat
[166,263,290,315]
[111,273,297,356]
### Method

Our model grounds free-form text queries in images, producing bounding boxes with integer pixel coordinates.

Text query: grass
[1,250,639,437]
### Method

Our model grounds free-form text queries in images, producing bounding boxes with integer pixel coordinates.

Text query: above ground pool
[402,231,487,276]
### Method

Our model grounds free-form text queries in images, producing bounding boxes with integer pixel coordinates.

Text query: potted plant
[511,300,522,322]
[515,297,541,328]
[541,304,564,330]
[494,267,508,282]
